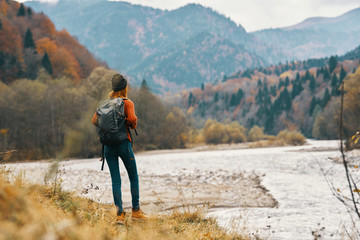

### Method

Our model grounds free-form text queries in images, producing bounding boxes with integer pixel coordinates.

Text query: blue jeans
[105,140,139,215]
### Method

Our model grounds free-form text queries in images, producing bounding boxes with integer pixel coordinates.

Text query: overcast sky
[22,0,360,32]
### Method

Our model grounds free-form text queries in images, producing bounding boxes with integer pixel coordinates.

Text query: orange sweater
[91,99,137,142]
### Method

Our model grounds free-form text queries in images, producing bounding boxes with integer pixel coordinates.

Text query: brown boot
[115,211,126,224]
[132,208,148,221]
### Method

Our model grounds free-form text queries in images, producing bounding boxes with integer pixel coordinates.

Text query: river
[4,140,358,239]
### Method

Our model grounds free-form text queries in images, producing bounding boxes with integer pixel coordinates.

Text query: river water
[4,140,359,239]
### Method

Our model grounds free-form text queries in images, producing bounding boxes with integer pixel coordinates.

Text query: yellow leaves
[353,189,360,193]
[355,165,358,169]
[352,134,360,144]
[337,188,341,193]
[0,128,9,136]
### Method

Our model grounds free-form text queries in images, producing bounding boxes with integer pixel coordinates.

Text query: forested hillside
[178,45,360,139]
[0,0,100,83]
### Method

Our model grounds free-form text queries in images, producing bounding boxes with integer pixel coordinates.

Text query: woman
[91,73,147,222]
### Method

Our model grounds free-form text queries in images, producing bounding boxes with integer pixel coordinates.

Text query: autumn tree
[343,66,360,138]
[248,125,265,142]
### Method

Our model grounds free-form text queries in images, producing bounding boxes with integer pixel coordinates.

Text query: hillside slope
[0,0,100,83]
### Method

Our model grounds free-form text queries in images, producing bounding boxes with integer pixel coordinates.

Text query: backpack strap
[100,144,105,171]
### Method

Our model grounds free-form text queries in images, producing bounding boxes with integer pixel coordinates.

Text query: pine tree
[305,70,311,81]
[27,8,33,17]
[285,77,290,87]
[17,3,26,17]
[0,19,2,30]
[329,56,337,73]
[41,52,52,74]
[331,74,339,96]
[331,74,338,88]
[323,68,330,82]
[140,78,149,91]
[321,88,331,108]
[188,92,194,106]
[282,88,292,111]
[278,78,284,89]
[24,28,36,49]
[309,97,317,115]
[309,76,316,93]
[214,92,219,102]
[201,82,204,91]
[339,66,347,82]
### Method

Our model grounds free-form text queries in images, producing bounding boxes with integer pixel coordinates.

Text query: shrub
[276,130,306,145]
[248,125,265,142]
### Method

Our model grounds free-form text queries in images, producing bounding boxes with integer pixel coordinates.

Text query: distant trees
[0,67,193,160]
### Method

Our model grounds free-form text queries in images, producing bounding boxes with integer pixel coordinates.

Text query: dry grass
[0,168,250,240]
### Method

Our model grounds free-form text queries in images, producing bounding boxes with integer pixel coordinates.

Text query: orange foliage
[36,37,58,55]
[0,18,22,61]
[0,1,8,16]
[39,17,56,37]
[51,47,81,82]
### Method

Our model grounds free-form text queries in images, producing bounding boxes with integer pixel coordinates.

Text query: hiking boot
[115,211,126,224]
[132,208,148,220]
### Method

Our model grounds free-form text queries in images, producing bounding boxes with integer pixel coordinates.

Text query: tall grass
[0,168,250,240]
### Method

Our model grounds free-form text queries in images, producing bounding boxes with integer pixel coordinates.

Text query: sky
[21,0,360,32]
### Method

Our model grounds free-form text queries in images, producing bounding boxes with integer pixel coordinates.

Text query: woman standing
[92,73,147,222]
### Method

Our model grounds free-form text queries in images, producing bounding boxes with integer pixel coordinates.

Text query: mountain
[24,0,360,92]
[24,0,276,91]
[252,8,360,61]
[284,8,360,32]
[128,32,265,91]
[0,0,100,83]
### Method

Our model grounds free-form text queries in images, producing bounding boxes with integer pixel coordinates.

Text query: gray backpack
[96,98,128,146]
